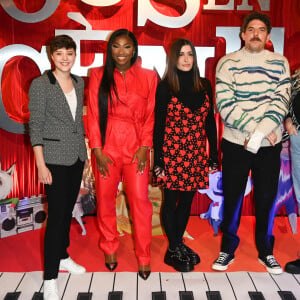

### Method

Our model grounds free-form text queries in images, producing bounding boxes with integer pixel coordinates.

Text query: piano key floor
[1,271,299,300]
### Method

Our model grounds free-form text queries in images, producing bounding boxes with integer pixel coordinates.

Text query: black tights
[162,189,195,250]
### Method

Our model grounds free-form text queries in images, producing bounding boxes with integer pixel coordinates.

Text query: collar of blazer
[47,69,78,84]
[46,69,81,125]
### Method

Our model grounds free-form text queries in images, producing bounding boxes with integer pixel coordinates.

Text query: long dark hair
[99,29,138,146]
[163,39,204,94]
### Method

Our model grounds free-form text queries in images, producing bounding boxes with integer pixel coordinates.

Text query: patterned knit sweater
[216,47,291,147]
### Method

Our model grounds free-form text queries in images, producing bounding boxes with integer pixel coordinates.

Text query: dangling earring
[132,51,135,57]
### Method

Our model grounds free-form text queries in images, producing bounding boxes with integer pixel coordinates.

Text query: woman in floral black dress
[153,39,218,272]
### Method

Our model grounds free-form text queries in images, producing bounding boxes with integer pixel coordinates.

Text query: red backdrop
[0,0,300,215]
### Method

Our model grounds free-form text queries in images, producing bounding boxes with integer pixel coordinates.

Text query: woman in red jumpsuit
[87,29,158,280]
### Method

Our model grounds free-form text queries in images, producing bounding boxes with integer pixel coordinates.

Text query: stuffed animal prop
[199,171,252,235]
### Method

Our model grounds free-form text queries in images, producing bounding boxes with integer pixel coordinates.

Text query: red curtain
[0,0,299,214]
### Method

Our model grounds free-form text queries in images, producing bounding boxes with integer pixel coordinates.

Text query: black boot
[164,247,194,272]
[178,242,200,265]
[285,258,300,274]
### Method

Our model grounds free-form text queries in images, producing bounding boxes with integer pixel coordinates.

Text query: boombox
[0,200,17,238]
[16,195,48,233]
[0,195,48,238]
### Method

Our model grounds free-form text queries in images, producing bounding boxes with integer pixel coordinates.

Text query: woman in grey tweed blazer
[29,35,87,300]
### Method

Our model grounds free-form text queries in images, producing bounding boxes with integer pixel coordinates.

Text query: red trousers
[93,150,153,266]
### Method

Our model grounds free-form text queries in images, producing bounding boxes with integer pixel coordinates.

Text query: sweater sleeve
[153,80,170,168]
[215,57,258,134]
[254,57,291,136]
[204,79,218,164]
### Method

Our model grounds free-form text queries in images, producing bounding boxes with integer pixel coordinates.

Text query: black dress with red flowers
[153,70,218,191]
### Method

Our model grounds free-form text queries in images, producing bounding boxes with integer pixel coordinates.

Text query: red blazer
[87,60,158,160]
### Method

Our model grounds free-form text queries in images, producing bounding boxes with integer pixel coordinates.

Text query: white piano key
[248,272,281,300]
[204,272,236,300]
[2,270,299,299]
[182,272,208,300]
[271,272,300,299]
[160,272,185,300]
[57,272,71,298]
[113,272,137,300]
[138,272,161,299]
[16,271,43,300]
[62,272,92,299]
[89,272,115,299]
[0,272,25,299]
[226,272,258,300]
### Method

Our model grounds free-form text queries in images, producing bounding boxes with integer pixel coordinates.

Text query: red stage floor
[0,216,299,273]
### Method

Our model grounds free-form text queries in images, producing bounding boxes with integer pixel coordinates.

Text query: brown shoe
[105,253,117,271]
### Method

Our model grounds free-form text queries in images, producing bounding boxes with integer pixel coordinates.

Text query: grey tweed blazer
[29,70,87,166]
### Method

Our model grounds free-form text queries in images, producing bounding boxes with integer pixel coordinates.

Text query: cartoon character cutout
[0,160,16,201]
[199,171,252,236]
[0,160,17,231]
[273,139,298,234]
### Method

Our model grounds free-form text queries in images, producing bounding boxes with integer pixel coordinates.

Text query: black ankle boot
[285,258,300,274]
[164,247,194,272]
[178,242,200,265]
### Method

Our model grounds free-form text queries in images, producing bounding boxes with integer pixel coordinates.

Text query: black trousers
[162,189,195,250]
[220,139,281,257]
[44,159,84,280]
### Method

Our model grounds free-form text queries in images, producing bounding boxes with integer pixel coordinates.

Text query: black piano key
[108,291,123,300]
[248,291,265,300]
[77,292,93,300]
[32,292,43,300]
[152,291,166,300]
[4,292,21,300]
[278,291,297,300]
[179,290,194,300]
[206,291,222,300]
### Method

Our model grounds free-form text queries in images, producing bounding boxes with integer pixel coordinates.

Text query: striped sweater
[216,47,291,147]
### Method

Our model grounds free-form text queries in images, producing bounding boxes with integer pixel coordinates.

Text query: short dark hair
[49,35,76,54]
[241,11,272,34]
